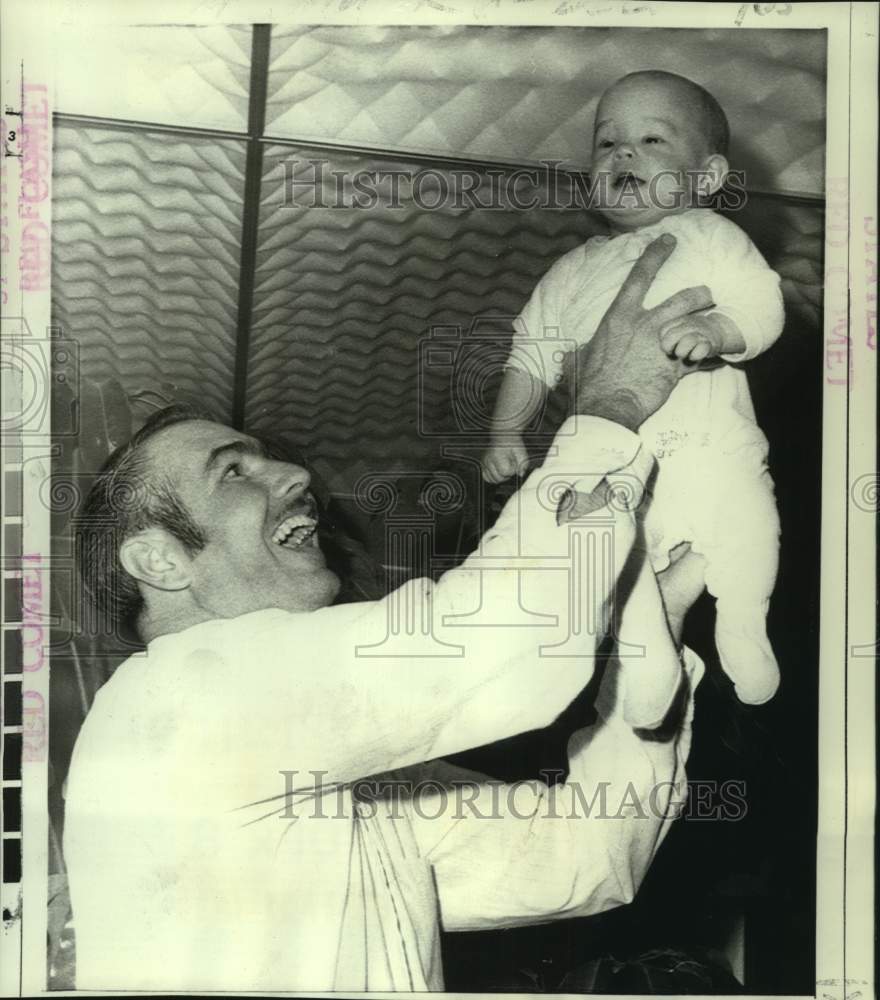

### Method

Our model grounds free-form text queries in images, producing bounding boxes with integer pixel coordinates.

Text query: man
[65,235,712,991]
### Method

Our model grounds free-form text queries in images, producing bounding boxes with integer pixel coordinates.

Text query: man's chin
[319,567,343,606]
[267,536,341,605]
[299,561,342,607]
[266,568,340,615]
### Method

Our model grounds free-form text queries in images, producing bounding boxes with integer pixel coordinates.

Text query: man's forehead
[145,419,256,466]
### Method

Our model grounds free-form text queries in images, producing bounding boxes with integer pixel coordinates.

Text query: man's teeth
[272,514,317,548]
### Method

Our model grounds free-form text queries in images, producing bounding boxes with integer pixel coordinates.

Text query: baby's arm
[481,368,547,483]
[659,310,746,363]
[482,252,574,484]
[659,218,784,364]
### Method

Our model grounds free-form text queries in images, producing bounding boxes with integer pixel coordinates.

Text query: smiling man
[113,422,340,639]
[64,236,710,992]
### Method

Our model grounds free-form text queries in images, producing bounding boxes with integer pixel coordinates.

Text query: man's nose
[614,143,635,160]
[268,461,311,499]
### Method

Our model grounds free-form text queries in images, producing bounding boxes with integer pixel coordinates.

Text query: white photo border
[0,2,875,997]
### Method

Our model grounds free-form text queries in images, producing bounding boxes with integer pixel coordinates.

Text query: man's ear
[695,154,729,197]
[119,529,193,593]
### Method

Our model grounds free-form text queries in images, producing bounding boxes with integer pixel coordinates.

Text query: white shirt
[64,416,701,992]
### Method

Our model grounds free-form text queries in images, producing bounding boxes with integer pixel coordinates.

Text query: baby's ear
[697,154,729,197]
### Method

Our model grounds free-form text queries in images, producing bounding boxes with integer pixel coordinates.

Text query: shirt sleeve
[408,647,703,931]
[508,251,580,389]
[706,218,785,363]
[235,417,657,793]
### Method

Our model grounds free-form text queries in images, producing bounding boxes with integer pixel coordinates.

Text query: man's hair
[612,70,730,157]
[77,403,210,631]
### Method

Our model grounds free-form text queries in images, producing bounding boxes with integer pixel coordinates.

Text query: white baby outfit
[509,209,785,704]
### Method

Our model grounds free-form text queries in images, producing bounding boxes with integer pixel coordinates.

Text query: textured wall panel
[247,147,600,490]
[52,125,246,422]
[267,25,826,197]
[54,24,252,131]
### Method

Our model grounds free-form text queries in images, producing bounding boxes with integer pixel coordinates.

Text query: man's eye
[598,139,614,149]
[643,136,664,144]
[223,462,242,480]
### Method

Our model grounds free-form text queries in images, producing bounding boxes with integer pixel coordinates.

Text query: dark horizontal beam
[53,111,826,208]
[53,111,250,144]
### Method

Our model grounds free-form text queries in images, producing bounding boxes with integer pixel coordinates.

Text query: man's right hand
[572,234,715,431]
[481,436,529,484]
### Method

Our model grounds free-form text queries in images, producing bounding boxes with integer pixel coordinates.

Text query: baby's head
[590,70,730,232]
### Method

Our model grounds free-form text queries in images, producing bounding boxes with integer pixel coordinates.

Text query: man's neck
[138,602,217,645]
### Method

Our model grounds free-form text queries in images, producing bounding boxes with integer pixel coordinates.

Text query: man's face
[590,77,711,232]
[144,420,340,618]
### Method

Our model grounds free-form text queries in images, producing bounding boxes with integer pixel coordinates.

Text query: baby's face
[590,77,713,232]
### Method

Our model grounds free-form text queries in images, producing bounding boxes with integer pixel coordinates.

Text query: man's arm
[234,237,714,792]
[408,647,703,931]
[345,237,711,773]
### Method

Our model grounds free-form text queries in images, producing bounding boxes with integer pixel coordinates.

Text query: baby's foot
[714,601,780,704]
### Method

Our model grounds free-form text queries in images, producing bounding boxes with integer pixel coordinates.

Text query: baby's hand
[481,436,529,483]
[659,313,725,363]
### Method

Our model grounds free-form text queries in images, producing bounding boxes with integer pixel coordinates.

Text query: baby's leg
[640,427,781,704]
[637,452,709,645]
[691,456,781,704]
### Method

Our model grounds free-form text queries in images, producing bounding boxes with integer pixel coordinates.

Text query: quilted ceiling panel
[52,125,246,422]
[266,25,826,198]
[53,24,252,131]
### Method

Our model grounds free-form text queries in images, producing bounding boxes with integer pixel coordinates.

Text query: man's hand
[557,236,715,524]
[572,234,715,431]
[481,435,529,484]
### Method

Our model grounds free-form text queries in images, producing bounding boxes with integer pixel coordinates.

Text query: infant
[482,70,785,706]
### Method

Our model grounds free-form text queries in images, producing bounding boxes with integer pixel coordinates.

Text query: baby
[482,70,785,706]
